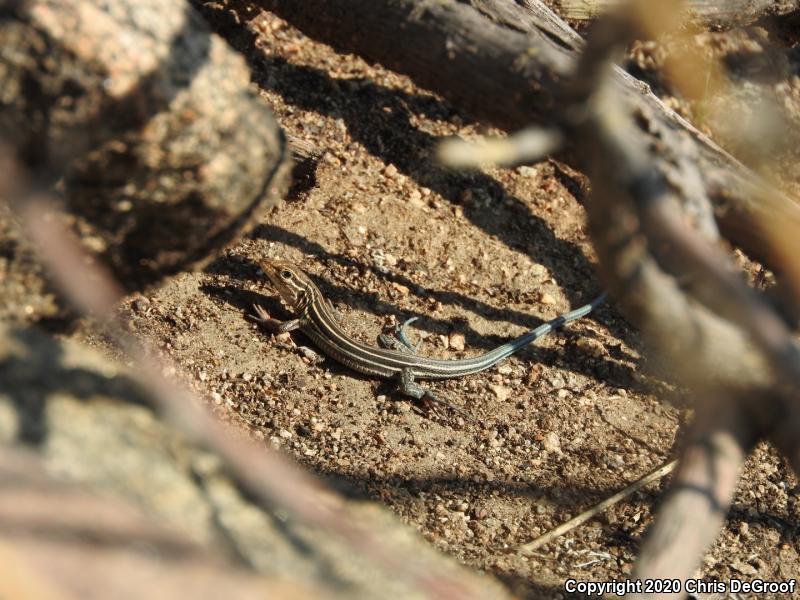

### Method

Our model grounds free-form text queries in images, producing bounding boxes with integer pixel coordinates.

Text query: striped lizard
[251,259,605,411]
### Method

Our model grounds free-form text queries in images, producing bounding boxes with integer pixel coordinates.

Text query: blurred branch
[437,128,562,169]
[0,0,290,291]
[567,0,800,586]
[555,0,800,29]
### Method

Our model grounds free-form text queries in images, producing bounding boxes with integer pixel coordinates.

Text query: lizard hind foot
[420,391,469,419]
[377,332,415,353]
[397,368,468,419]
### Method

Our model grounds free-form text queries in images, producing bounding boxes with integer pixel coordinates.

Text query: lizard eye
[280,270,293,280]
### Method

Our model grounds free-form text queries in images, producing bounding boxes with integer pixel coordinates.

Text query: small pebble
[576,337,606,358]
[542,431,561,453]
[489,384,511,401]
[539,292,556,305]
[531,264,548,278]
[391,282,410,295]
[449,332,466,351]
[729,559,757,577]
[132,297,151,313]
[408,189,425,207]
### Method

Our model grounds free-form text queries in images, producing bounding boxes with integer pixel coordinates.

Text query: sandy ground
[4,2,798,598]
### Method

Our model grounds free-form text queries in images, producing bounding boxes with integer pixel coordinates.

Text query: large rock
[0,324,509,599]
[0,0,290,290]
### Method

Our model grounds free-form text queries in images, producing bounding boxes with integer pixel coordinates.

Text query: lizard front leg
[249,304,303,333]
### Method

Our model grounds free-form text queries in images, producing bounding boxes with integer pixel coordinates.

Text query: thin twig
[437,127,562,168]
[519,460,676,554]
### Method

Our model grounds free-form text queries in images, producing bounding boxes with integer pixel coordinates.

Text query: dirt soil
[9,3,800,598]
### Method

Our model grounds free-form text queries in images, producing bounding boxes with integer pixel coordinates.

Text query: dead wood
[552,0,800,29]
[253,0,800,273]
[569,6,800,586]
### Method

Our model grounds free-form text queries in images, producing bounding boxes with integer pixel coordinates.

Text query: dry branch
[554,0,800,29]
[253,0,800,272]
[0,317,510,599]
[568,3,800,587]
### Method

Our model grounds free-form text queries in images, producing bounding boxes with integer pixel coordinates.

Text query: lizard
[250,258,605,411]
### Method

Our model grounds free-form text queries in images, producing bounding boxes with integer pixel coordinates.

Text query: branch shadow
[202,250,642,394]
[253,54,597,302]
[196,6,649,391]
[315,468,671,566]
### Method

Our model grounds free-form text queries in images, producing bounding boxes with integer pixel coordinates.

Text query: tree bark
[254,0,800,272]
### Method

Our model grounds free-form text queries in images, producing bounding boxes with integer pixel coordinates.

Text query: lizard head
[259,259,314,313]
